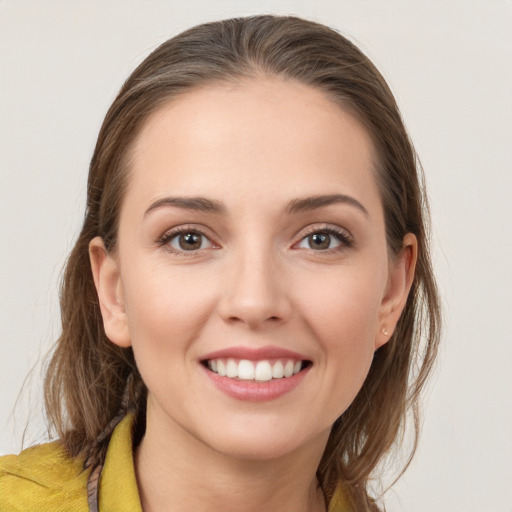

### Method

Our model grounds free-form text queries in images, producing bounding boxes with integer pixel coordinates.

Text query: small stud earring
[381,327,390,336]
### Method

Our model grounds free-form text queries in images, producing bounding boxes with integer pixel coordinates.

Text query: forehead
[125,77,381,216]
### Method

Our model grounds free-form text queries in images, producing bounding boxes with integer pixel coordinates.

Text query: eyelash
[157,225,216,256]
[294,226,354,254]
[156,225,354,256]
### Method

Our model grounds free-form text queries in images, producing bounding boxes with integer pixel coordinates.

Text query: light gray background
[1,1,511,511]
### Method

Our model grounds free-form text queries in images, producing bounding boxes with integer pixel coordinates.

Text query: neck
[134,400,329,512]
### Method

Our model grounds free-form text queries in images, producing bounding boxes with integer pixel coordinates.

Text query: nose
[217,246,292,330]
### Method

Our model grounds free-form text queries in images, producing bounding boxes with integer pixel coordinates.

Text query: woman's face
[92,78,414,460]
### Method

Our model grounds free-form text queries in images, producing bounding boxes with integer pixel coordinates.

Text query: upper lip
[201,345,310,362]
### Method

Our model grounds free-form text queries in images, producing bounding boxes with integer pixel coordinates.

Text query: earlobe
[89,236,131,348]
[376,233,417,349]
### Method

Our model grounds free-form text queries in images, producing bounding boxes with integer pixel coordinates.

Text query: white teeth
[272,360,284,379]
[217,360,226,377]
[284,360,294,378]
[255,361,273,381]
[226,358,238,378]
[207,358,306,381]
[238,359,255,380]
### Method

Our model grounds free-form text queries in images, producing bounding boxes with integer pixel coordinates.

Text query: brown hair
[44,14,440,510]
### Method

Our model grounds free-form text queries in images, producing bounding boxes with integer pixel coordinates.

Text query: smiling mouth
[202,358,311,382]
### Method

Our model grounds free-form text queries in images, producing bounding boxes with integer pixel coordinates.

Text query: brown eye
[295,228,350,252]
[167,231,211,252]
[308,233,331,250]
[179,232,202,250]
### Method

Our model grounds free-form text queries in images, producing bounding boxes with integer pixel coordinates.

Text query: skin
[90,77,416,512]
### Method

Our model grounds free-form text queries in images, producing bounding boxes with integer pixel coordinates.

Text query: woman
[0,14,440,512]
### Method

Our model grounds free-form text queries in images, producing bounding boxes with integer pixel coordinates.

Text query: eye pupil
[179,232,202,250]
[309,233,330,250]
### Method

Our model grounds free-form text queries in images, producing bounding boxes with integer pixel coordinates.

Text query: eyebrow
[286,194,369,216]
[145,196,226,216]
[144,193,368,217]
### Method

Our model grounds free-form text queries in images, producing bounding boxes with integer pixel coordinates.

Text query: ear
[375,233,418,350]
[89,236,131,348]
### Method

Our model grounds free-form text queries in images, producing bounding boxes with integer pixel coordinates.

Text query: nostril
[225,314,283,326]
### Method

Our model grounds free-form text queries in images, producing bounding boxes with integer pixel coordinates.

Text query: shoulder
[0,441,89,512]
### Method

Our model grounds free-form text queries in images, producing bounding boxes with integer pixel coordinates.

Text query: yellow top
[0,415,351,511]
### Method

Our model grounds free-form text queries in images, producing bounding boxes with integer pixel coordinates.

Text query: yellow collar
[98,413,143,511]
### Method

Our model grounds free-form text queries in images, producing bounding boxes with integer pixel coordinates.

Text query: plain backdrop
[1,1,511,511]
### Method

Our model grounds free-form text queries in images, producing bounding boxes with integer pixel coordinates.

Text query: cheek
[121,261,218,355]
[299,267,384,343]
[295,267,385,393]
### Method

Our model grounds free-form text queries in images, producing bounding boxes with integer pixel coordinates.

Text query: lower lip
[201,364,311,402]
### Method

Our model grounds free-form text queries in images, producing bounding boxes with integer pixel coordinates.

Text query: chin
[197,418,330,463]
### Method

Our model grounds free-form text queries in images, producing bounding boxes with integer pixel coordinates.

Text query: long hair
[43,15,441,510]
